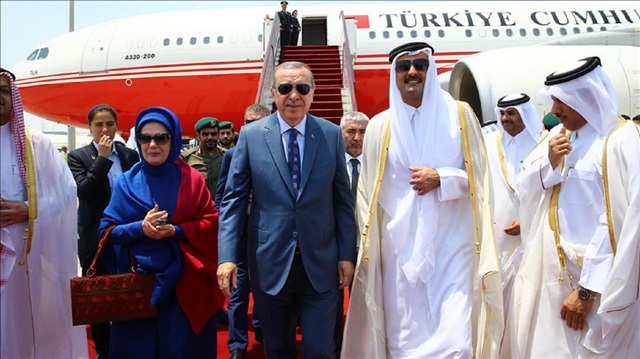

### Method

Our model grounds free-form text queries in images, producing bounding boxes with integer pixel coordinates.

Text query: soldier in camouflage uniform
[181,116,227,194]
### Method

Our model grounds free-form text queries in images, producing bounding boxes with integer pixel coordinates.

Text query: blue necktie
[350,158,359,199]
[287,128,301,195]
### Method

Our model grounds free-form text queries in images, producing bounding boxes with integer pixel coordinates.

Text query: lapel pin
[91,155,96,160]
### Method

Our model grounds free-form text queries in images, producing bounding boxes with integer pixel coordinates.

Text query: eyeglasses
[276,83,312,95]
[137,133,171,145]
[395,58,429,73]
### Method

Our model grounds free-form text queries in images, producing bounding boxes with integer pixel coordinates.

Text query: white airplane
[10,1,640,137]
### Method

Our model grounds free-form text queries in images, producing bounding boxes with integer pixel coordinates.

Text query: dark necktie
[287,128,301,196]
[350,158,360,198]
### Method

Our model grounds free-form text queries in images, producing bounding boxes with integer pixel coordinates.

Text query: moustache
[405,75,422,83]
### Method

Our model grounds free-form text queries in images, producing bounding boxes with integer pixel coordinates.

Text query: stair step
[276,45,346,124]
[282,45,339,51]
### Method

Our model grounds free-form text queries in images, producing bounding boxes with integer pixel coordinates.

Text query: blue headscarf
[99,107,185,304]
[134,107,183,214]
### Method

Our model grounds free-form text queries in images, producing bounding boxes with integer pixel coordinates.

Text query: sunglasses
[395,58,429,73]
[276,83,312,95]
[137,133,171,145]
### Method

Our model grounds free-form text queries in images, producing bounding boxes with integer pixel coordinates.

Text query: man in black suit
[67,104,139,359]
[278,1,292,47]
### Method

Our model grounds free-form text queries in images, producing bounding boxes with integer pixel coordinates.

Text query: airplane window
[587,27,594,32]
[190,37,197,45]
[397,31,403,38]
[573,27,580,34]
[258,34,263,42]
[204,36,210,44]
[27,49,38,61]
[177,37,183,45]
[37,47,49,60]
[126,40,133,49]
[492,29,499,37]
[424,30,431,38]
[137,40,144,48]
[465,29,472,38]
[519,28,527,37]
[163,38,170,46]
[150,39,158,48]
[410,30,417,38]
[533,28,540,36]
[547,28,554,36]
[560,28,567,36]
[383,31,389,39]
[506,29,513,37]
[600,26,607,31]
[369,31,376,39]
[217,36,224,44]
[438,30,444,38]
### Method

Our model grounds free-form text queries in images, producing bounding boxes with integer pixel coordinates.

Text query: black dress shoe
[229,348,246,359]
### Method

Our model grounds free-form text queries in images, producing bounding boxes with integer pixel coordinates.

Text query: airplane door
[301,17,327,45]
[81,23,118,73]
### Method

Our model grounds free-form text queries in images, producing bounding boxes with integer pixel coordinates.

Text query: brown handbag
[70,225,158,326]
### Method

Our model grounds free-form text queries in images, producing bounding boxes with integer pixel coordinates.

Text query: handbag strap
[87,225,140,277]
[87,225,115,277]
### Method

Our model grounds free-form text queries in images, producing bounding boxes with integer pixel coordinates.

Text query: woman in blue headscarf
[98,107,222,358]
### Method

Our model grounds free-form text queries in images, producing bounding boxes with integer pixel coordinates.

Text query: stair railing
[339,11,358,112]
[255,12,282,106]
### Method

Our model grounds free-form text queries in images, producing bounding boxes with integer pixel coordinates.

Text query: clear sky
[0,0,350,131]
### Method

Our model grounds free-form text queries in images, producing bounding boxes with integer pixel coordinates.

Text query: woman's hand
[142,204,175,239]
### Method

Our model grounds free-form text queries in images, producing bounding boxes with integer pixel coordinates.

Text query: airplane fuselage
[11,1,640,136]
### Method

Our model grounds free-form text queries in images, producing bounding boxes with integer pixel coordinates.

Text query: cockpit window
[36,47,49,60]
[27,49,39,61]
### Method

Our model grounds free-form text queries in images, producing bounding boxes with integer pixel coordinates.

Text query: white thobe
[581,121,640,358]
[0,125,88,359]
[484,129,537,338]
[506,122,621,359]
[343,102,503,359]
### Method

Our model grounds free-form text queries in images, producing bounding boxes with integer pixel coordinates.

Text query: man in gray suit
[217,61,356,359]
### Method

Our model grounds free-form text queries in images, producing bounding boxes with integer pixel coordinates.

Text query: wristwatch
[577,285,596,301]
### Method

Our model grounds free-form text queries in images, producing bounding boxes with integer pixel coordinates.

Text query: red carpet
[87,288,349,359]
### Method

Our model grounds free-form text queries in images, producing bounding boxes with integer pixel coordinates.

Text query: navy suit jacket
[68,141,139,269]
[214,147,234,212]
[218,113,356,295]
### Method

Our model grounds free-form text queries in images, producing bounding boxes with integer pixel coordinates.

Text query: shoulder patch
[181,146,198,157]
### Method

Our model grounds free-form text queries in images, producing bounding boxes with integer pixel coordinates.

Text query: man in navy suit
[217,62,356,359]
[67,104,139,359]
[216,103,271,359]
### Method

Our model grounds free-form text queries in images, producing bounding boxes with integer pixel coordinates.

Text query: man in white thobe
[506,56,640,358]
[342,42,503,359]
[484,94,542,316]
[0,68,88,358]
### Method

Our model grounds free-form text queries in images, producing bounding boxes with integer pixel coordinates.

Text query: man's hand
[338,261,354,289]
[97,134,113,158]
[504,217,521,236]
[0,198,29,228]
[560,290,594,331]
[217,262,238,298]
[408,166,440,196]
[548,127,571,169]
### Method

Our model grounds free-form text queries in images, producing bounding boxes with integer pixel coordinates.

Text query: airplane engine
[447,45,640,125]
